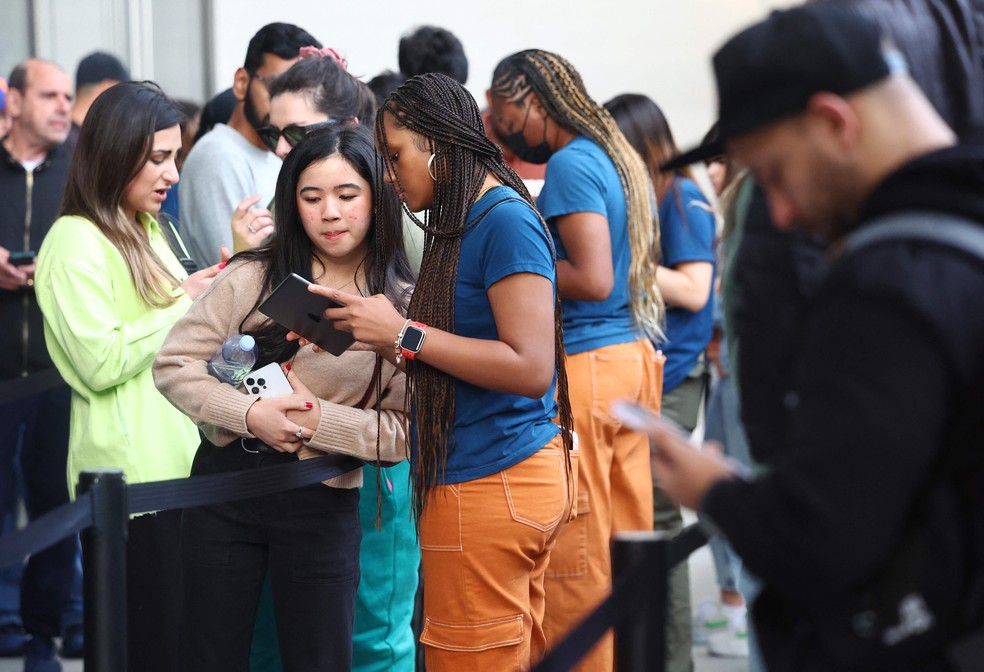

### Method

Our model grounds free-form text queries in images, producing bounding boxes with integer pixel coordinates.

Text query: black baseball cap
[76,51,130,88]
[662,5,905,171]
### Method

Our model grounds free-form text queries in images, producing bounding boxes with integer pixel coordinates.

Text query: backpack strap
[842,210,984,265]
[842,210,984,670]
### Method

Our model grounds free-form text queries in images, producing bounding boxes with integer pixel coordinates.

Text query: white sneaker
[707,628,750,658]
[692,598,729,645]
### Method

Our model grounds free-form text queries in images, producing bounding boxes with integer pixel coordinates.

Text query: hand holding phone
[611,401,750,509]
[9,251,36,267]
[0,248,33,291]
[241,362,293,398]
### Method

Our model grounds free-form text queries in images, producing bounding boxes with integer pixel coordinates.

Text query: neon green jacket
[35,213,199,493]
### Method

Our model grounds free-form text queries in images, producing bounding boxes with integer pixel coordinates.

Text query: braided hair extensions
[491,49,665,341]
[374,73,574,523]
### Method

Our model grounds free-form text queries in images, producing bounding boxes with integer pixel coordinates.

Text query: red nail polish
[284,362,291,372]
[218,261,227,269]
[305,402,313,409]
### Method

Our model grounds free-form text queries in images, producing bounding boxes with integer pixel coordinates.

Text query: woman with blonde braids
[489,49,665,672]
[301,72,576,671]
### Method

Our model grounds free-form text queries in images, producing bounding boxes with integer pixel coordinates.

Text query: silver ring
[247,224,256,234]
[295,426,304,440]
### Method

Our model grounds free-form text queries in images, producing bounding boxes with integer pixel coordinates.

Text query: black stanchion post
[612,530,670,672]
[78,469,128,672]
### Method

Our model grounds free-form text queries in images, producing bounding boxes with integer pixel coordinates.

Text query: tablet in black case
[258,273,356,356]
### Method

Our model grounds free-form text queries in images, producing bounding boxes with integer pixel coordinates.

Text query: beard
[243,83,268,133]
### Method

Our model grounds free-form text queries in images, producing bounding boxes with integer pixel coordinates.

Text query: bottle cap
[239,335,256,351]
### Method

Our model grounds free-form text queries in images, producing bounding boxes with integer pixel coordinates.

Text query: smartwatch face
[402,326,425,352]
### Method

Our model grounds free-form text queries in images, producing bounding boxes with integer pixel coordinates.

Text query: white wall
[211,0,801,148]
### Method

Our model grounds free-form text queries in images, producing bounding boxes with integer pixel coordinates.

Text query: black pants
[179,441,361,672]
[124,509,183,672]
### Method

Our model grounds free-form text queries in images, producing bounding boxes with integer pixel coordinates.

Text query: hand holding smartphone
[610,400,753,480]
[241,362,293,398]
[8,251,36,267]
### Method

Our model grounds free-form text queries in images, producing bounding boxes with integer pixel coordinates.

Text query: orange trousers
[418,435,576,671]
[541,340,664,672]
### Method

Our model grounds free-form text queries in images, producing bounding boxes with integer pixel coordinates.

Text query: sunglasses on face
[257,120,338,152]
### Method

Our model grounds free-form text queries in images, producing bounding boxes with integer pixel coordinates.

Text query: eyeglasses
[256,120,339,152]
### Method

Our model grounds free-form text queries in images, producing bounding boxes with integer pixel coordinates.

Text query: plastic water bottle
[207,334,257,386]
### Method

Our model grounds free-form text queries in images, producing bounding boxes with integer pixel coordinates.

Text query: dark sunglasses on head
[257,120,339,152]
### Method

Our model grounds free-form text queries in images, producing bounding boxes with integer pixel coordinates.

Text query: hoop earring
[427,154,437,181]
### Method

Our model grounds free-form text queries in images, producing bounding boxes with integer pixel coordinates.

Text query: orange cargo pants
[418,434,577,671]
[541,339,664,672]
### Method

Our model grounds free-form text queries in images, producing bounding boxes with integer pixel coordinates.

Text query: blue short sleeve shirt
[537,136,637,355]
[659,177,717,392]
[429,186,561,484]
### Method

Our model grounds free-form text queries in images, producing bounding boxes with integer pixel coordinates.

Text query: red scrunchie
[298,45,347,70]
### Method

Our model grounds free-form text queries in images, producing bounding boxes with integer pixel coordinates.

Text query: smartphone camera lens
[245,377,255,386]
[257,378,266,386]
[250,386,260,394]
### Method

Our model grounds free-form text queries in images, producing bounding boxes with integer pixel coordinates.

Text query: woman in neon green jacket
[34,81,220,672]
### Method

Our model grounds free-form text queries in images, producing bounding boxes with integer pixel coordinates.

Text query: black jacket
[0,137,73,380]
[704,144,984,671]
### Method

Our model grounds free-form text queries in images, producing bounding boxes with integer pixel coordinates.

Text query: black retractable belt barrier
[0,452,365,667]
[78,470,128,672]
[0,494,91,569]
[532,523,709,672]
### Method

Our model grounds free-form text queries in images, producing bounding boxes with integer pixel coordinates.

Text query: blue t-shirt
[432,186,561,485]
[537,136,636,355]
[659,177,717,392]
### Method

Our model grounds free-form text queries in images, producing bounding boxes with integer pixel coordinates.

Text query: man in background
[0,58,78,672]
[179,22,320,267]
[68,51,129,146]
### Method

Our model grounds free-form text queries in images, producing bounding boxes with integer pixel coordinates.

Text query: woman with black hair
[35,80,223,672]
[153,124,412,671]
[302,72,576,671]
[605,92,717,670]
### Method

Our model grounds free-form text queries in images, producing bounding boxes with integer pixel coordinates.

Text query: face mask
[500,100,553,164]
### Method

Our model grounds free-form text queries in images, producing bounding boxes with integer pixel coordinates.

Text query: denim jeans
[702,348,753,598]
[0,386,79,639]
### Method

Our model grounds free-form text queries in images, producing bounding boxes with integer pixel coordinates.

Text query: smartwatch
[398,321,427,361]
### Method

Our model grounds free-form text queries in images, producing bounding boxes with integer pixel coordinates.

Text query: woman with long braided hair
[488,49,665,672]
[303,72,576,671]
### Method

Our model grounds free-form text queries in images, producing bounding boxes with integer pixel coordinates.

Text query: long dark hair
[374,72,574,522]
[60,81,186,308]
[235,123,411,366]
[604,93,693,200]
[605,92,702,228]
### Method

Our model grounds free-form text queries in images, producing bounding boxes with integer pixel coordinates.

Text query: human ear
[5,88,23,118]
[529,93,548,119]
[806,92,860,150]
[232,68,250,102]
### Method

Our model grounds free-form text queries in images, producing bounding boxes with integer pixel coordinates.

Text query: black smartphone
[9,251,36,267]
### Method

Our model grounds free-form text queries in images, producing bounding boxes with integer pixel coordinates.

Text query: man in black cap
[68,51,129,146]
[649,5,984,672]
